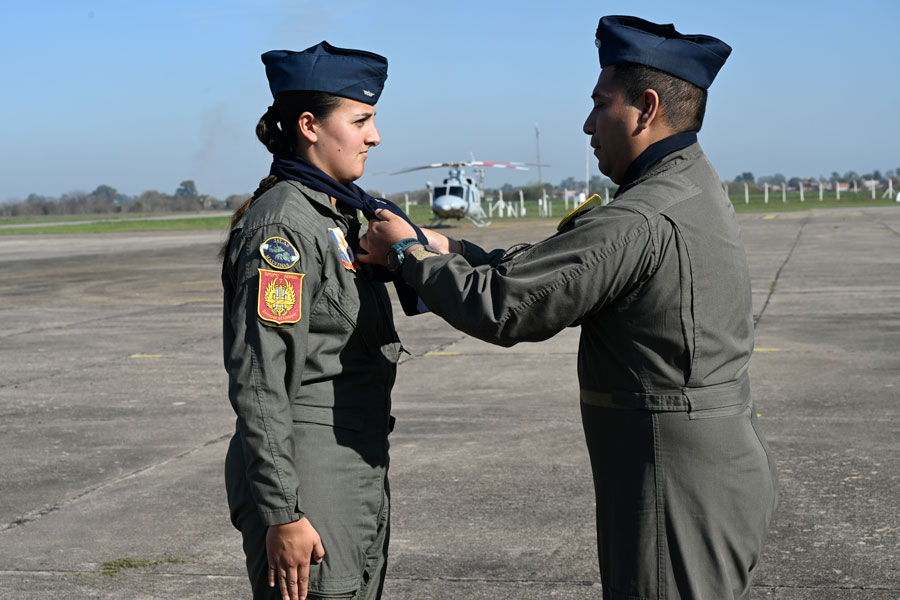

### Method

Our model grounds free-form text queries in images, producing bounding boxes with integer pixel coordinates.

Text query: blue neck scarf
[269,154,428,316]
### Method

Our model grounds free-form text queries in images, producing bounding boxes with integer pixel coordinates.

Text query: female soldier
[222,42,406,600]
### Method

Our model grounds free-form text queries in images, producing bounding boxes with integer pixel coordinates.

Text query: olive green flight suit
[401,143,778,599]
[222,180,400,599]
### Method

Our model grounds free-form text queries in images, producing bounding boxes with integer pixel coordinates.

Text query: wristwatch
[386,238,421,272]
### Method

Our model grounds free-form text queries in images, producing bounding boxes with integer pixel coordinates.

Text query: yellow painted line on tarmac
[426,351,461,356]
[130,354,163,359]
[754,348,780,352]
[762,215,776,220]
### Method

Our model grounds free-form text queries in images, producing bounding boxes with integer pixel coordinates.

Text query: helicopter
[391,160,540,227]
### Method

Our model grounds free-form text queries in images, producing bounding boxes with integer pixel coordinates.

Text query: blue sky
[1,0,897,202]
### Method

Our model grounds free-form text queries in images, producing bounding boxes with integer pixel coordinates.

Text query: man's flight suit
[400,142,778,599]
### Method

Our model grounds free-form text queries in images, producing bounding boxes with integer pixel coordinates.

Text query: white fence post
[764,183,769,204]
[782,185,786,203]
[799,182,804,202]
[404,193,409,214]
[604,187,610,204]
[744,182,749,204]
[519,190,525,217]
[819,181,823,201]
[837,183,841,200]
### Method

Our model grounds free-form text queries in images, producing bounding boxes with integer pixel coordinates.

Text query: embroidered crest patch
[257,269,304,325]
[260,236,300,270]
[328,227,357,272]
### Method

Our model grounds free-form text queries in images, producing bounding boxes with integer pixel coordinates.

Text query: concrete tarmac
[0,207,897,599]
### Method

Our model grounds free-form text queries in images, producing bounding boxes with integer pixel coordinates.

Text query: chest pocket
[321,273,401,363]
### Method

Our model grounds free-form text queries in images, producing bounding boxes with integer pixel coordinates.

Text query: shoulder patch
[257,269,304,325]
[328,227,358,272]
[260,236,300,270]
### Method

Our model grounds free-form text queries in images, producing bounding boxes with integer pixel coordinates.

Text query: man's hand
[266,518,325,600]
[359,209,418,266]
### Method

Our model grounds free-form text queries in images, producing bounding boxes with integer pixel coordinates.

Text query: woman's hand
[266,517,325,600]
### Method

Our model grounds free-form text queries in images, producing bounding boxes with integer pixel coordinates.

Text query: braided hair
[228,91,343,230]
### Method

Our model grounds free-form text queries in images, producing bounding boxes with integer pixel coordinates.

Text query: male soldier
[360,15,778,600]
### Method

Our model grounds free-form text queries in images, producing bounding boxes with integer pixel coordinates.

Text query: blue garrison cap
[595,16,731,89]
[262,41,388,104]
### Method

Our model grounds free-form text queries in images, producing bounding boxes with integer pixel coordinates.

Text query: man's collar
[616,131,698,193]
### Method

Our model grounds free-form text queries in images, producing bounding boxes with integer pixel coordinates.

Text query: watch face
[387,248,402,272]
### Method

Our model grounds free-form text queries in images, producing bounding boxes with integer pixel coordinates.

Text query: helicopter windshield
[434,186,465,198]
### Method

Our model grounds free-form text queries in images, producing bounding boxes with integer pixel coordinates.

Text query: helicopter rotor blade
[389,160,550,175]
[389,161,469,175]
[470,161,529,170]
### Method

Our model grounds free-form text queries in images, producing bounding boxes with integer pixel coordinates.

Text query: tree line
[732,169,900,190]
[2,175,619,218]
[0,180,251,218]
[3,167,896,219]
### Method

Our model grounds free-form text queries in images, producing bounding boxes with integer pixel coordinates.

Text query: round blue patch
[260,236,300,270]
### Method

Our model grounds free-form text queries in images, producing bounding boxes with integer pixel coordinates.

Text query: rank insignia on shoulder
[260,236,300,270]
[257,269,304,325]
[557,194,603,231]
[328,227,358,272]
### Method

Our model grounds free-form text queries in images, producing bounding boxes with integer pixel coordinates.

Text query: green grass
[0,213,157,226]
[1,195,895,235]
[728,193,897,213]
[0,216,231,235]
[100,556,185,576]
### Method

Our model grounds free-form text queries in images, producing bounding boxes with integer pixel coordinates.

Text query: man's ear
[297,111,318,143]
[636,89,661,131]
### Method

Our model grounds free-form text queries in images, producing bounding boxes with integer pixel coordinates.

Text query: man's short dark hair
[611,63,708,132]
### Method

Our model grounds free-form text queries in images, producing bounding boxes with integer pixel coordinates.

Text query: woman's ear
[297,111,318,143]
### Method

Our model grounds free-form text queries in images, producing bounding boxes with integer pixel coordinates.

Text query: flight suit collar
[615,131,698,197]
[284,180,348,222]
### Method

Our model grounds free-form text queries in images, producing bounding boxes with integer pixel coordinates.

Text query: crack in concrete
[397,333,469,365]
[754,214,811,329]
[0,433,231,533]
[866,209,900,239]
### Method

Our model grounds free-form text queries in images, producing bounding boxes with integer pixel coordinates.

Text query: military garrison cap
[262,41,388,104]
[595,16,731,89]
